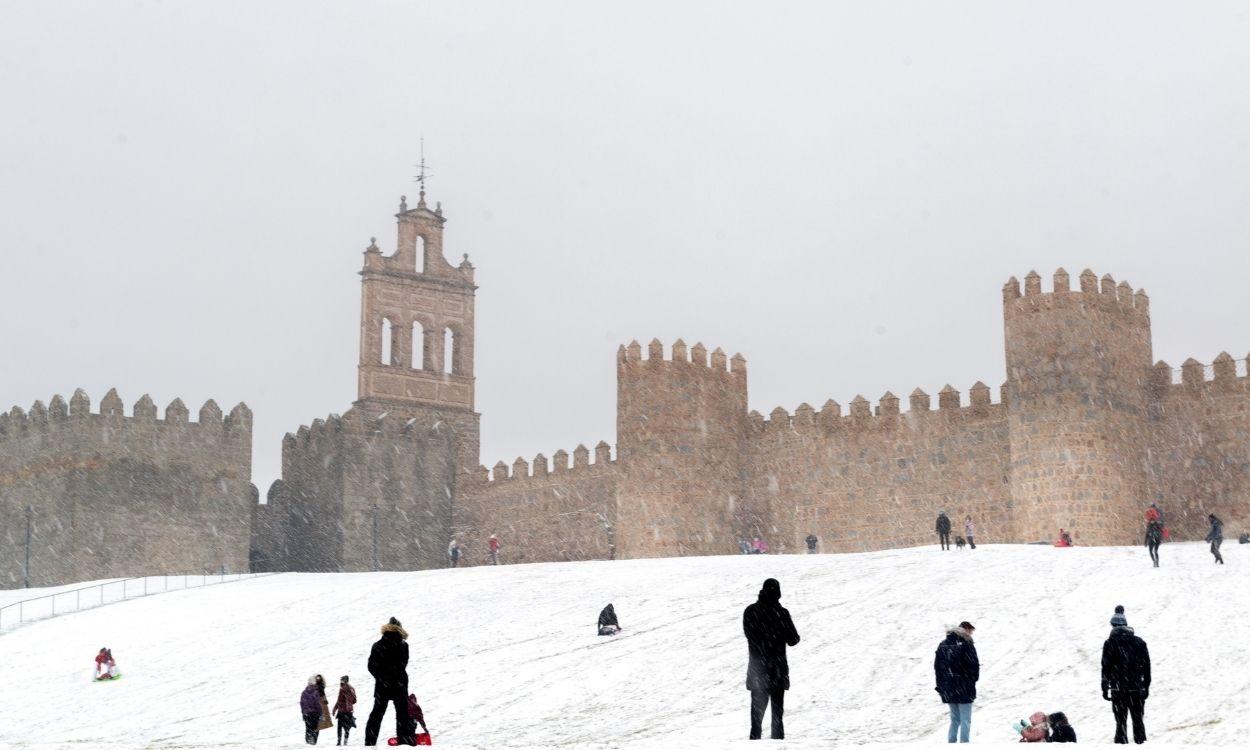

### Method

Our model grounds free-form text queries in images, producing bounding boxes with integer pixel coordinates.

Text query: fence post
[77,589,81,612]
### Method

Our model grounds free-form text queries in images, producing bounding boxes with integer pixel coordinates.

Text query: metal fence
[0,572,273,633]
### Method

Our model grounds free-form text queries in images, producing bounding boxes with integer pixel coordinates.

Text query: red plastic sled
[387,735,431,747]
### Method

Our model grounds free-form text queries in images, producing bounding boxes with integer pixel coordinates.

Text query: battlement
[1151,353,1250,394]
[476,441,616,483]
[280,407,457,457]
[0,388,251,454]
[1003,268,1150,318]
[617,339,747,378]
[751,380,1007,436]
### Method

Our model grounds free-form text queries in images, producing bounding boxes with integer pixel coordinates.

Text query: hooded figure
[1047,712,1077,743]
[300,675,323,745]
[1101,605,1150,745]
[1017,711,1048,742]
[363,617,412,746]
[598,604,620,636]
[934,621,979,743]
[743,578,801,740]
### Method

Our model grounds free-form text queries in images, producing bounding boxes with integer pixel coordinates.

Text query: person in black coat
[1206,514,1225,564]
[934,621,979,743]
[598,603,620,635]
[936,512,952,550]
[805,533,818,554]
[1047,711,1077,743]
[363,617,412,746]
[743,578,800,740]
[1101,605,1150,745]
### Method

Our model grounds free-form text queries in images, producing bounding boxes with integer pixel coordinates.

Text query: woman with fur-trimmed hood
[363,617,413,746]
[300,675,324,745]
[934,621,980,743]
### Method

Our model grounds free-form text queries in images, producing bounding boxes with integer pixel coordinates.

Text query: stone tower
[356,189,480,471]
[614,339,749,558]
[1003,269,1154,544]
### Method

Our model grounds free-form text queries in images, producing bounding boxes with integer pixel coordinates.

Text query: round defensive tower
[1003,269,1154,545]
[615,339,749,558]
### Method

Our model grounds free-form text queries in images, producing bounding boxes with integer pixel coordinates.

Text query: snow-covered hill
[1,543,1245,749]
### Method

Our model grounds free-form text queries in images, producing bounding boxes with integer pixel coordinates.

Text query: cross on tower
[414,136,432,205]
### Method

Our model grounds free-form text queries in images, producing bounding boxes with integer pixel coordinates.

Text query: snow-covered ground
[0,542,1245,749]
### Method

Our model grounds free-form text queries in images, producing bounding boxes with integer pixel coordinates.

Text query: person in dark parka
[934,621,979,743]
[1101,605,1151,745]
[363,617,412,746]
[936,512,952,550]
[1047,711,1077,743]
[743,578,800,740]
[598,603,620,636]
[1206,514,1225,564]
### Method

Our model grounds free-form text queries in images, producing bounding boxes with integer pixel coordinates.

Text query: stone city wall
[0,389,253,587]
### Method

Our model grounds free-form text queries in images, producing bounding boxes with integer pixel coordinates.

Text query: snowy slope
[0,543,1246,749]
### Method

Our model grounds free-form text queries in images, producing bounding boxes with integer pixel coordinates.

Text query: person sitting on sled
[1014,711,1049,742]
[94,647,118,680]
[387,695,430,745]
[598,603,621,636]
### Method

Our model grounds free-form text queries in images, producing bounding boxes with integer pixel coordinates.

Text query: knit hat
[1110,605,1127,627]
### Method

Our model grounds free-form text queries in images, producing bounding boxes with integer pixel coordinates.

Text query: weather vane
[414,136,432,200]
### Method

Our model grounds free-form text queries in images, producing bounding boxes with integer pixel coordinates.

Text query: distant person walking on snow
[1145,518,1163,568]
[488,534,500,565]
[1101,605,1151,745]
[447,539,461,568]
[934,621,979,743]
[364,617,412,746]
[301,676,324,745]
[1206,514,1225,564]
[333,675,357,745]
[964,517,976,549]
[598,603,621,636]
[743,578,801,740]
[805,533,818,554]
[936,511,952,550]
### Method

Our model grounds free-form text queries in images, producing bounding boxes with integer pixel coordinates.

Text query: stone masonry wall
[615,340,749,559]
[1146,357,1250,540]
[0,389,253,587]
[261,409,456,573]
[454,443,618,566]
[745,386,1012,553]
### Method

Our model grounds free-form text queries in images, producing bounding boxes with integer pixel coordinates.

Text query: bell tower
[355,185,480,469]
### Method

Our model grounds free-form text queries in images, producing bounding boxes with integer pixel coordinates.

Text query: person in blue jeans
[934,621,980,743]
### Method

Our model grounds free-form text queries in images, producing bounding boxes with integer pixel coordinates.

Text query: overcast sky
[2,1,1248,494]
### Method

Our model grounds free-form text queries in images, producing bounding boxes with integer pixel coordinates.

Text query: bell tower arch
[356,188,480,469]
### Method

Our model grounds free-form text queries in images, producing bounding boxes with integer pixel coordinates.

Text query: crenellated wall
[1145,354,1250,539]
[616,339,749,558]
[454,442,619,566]
[744,384,1012,553]
[255,408,457,573]
[0,389,254,586]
